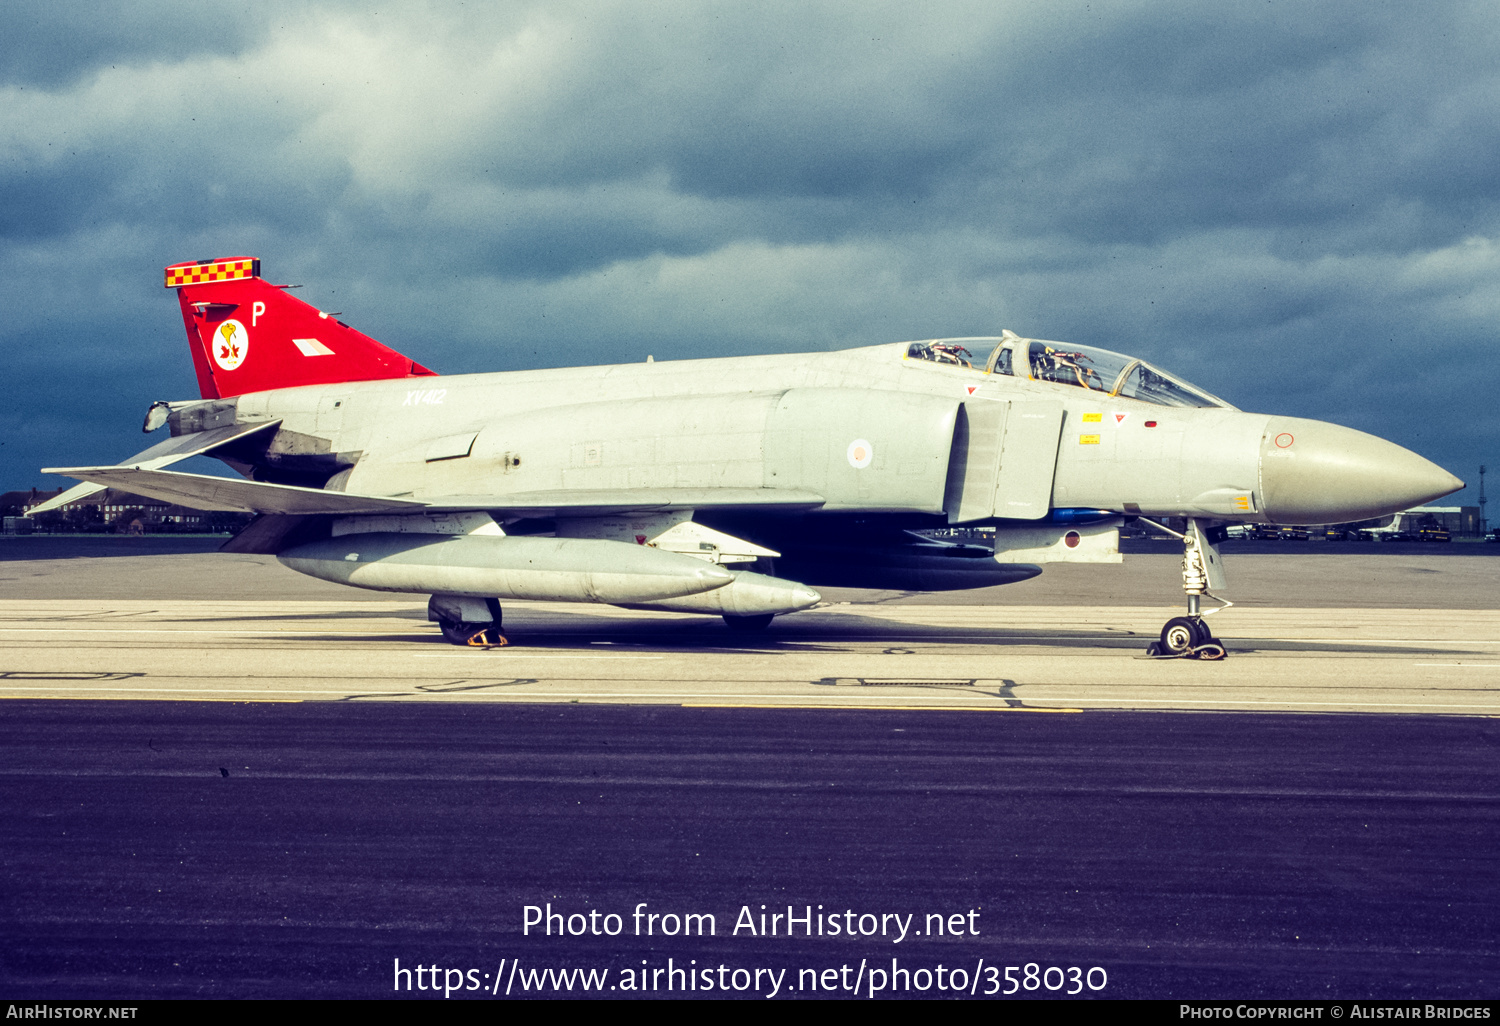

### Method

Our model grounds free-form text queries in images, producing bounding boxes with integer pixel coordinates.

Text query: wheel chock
[1140,640,1227,660]
[1192,641,1226,661]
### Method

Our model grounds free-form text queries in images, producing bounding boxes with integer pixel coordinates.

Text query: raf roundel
[212,319,250,372]
[847,438,873,469]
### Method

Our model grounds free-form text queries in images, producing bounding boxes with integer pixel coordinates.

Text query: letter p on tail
[165,257,437,399]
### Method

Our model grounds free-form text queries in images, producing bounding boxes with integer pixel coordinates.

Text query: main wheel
[440,619,500,645]
[439,619,474,644]
[1160,617,1201,655]
[723,613,774,632]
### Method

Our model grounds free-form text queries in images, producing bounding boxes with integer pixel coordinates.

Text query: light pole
[1481,465,1487,537]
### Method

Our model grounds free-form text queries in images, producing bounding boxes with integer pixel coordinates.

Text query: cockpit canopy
[904,330,1232,409]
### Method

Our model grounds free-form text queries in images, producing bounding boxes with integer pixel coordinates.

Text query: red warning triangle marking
[1113,412,1128,424]
[966,385,978,395]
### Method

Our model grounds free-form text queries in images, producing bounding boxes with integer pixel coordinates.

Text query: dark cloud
[0,1,269,88]
[3,0,1497,503]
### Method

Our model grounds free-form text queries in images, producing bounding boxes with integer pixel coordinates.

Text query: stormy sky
[2,0,1497,510]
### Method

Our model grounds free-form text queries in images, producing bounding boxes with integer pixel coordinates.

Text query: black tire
[1160,617,1199,655]
[439,619,485,645]
[723,613,774,632]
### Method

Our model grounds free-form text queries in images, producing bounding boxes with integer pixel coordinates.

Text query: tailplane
[166,257,437,399]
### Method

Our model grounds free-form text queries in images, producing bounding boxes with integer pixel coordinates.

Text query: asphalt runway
[1,702,1495,1000]
[1,537,1496,1000]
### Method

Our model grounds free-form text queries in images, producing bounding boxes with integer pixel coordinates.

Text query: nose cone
[1260,417,1463,524]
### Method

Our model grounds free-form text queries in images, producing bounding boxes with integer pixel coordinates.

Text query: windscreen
[905,335,1231,409]
[1026,342,1228,408]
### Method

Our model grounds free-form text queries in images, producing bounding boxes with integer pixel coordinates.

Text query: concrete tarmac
[2,599,1499,716]
[5,534,1500,607]
[2,537,1498,715]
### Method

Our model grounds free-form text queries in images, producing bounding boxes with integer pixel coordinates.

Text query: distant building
[1406,506,1482,537]
[0,488,64,517]
[2,486,251,534]
[0,488,63,533]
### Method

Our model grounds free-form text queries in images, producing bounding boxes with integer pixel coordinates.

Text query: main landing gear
[1140,519,1231,661]
[429,595,507,647]
[723,613,774,632]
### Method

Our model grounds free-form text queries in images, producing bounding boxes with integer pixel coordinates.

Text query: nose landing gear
[1141,518,1231,660]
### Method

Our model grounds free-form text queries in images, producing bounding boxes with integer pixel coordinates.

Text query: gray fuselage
[215,340,1456,528]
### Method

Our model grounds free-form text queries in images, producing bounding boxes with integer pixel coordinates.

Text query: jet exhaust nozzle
[278,533,735,604]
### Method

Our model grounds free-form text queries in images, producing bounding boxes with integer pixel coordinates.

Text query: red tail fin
[166,257,437,399]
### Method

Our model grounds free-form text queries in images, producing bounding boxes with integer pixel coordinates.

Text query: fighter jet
[39,257,1463,657]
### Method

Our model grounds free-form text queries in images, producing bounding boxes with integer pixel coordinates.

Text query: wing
[40,466,826,517]
[31,421,281,514]
[40,465,425,515]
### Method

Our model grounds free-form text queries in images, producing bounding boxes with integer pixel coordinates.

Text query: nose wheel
[1161,616,1209,652]
[1148,615,1224,660]
[1139,518,1231,660]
